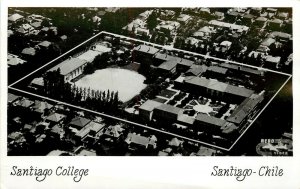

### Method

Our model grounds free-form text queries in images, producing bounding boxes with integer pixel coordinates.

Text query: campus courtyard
[75,68,147,102]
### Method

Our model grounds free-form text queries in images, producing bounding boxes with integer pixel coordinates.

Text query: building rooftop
[77,149,96,156]
[158,60,178,71]
[8,93,20,103]
[195,114,226,127]
[207,66,228,75]
[186,64,208,76]
[133,44,159,55]
[139,100,162,112]
[15,98,34,108]
[268,31,292,39]
[69,117,91,129]
[21,47,36,56]
[46,113,66,123]
[49,58,87,76]
[126,133,150,148]
[104,125,123,138]
[261,38,276,47]
[38,41,52,48]
[208,20,249,32]
[177,114,195,125]
[225,85,254,98]
[33,100,53,113]
[227,94,264,124]
[76,50,102,62]
[155,104,183,116]
[93,44,112,53]
[7,54,27,66]
[30,77,44,87]
[207,79,228,92]
[8,13,24,22]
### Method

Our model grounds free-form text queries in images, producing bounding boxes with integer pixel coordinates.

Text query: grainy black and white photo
[7,7,293,156]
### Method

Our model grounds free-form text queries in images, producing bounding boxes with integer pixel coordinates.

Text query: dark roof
[158,60,178,71]
[69,117,91,128]
[207,66,228,74]
[195,114,226,127]
[227,94,264,124]
[134,45,159,55]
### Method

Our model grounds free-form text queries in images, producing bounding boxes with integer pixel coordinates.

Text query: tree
[147,13,159,31]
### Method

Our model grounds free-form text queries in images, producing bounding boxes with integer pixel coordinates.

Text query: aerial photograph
[7,7,293,156]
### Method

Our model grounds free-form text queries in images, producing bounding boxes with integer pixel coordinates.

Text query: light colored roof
[38,41,52,47]
[77,149,96,156]
[46,113,66,122]
[168,137,183,147]
[7,54,27,66]
[47,150,68,156]
[268,31,292,39]
[89,121,105,133]
[127,133,150,147]
[8,13,24,22]
[260,38,276,47]
[21,47,36,56]
[8,93,20,103]
[15,98,34,108]
[77,50,102,62]
[177,14,191,22]
[220,41,232,47]
[30,77,44,87]
[207,79,228,92]
[177,114,195,125]
[139,100,162,112]
[186,65,207,76]
[33,100,53,113]
[30,21,42,28]
[256,17,267,22]
[269,18,283,24]
[265,56,281,63]
[104,125,123,138]
[208,20,249,31]
[93,44,112,53]
[196,146,216,156]
[49,58,87,75]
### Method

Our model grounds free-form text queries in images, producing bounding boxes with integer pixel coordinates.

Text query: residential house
[125,133,157,150]
[7,54,27,67]
[268,18,283,30]
[265,56,281,68]
[45,112,66,125]
[254,17,268,28]
[8,13,24,23]
[17,24,35,35]
[177,14,192,24]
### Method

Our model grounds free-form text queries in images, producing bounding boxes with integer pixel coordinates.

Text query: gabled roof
[7,54,27,66]
[261,38,276,47]
[69,117,91,128]
[256,17,268,22]
[177,58,194,67]
[8,13,24,22]
[225,85,254,98]
[15,98,34,108]
[46,113,66,123]
[21,47,36,56]
[168,137,183,147]
[207,79,228,92]
[38,41,52,48]
[127,133,150,147]
[133,45,159,55]
[48,58,87,75]
[196,146,216,156]
[195,114,226,127]
[8,93,20,103]
[104,125,123,138]
[33,100,53,113]
[227,94,264,124]
[31,21,42,28]
[76,50,102,62]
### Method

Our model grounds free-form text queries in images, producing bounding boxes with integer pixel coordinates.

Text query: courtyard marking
[228,75,292,151]
[8,86,230,151]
